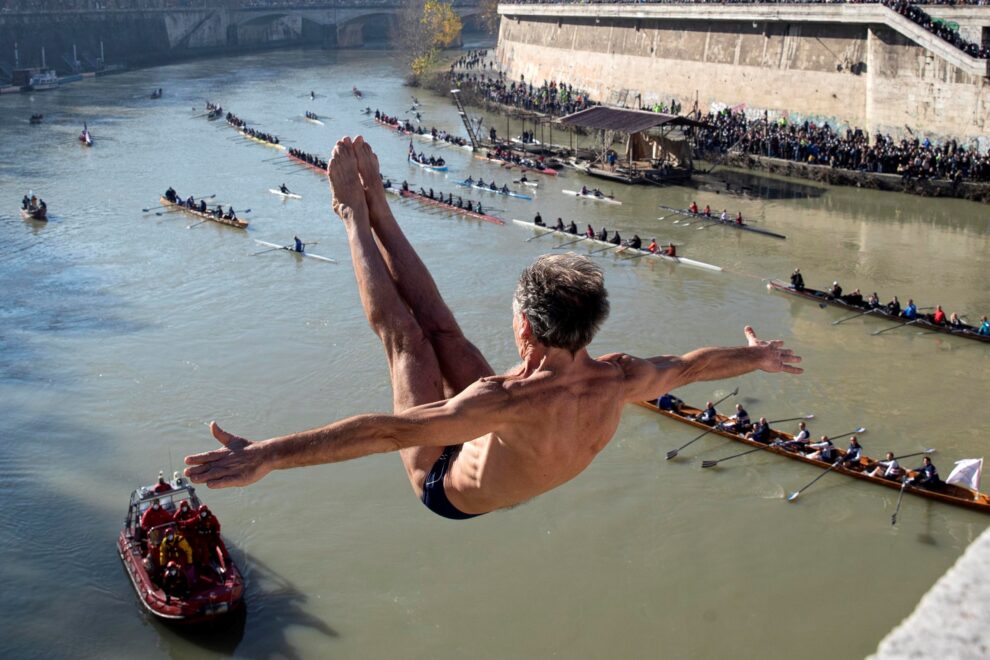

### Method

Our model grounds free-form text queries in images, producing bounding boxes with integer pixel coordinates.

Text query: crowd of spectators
[883,0,990,58]
[691,109,990,182]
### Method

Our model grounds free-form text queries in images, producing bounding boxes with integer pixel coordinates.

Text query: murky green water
[1,46,988,660]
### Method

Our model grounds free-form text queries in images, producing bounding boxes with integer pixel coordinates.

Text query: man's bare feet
[352,136,390,220]
[328,137,370,223]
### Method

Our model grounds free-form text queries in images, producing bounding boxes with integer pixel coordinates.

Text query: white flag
[946,458,983,492]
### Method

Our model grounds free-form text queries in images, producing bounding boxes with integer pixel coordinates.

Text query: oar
[787,459,843,502]
[891,479,910,526]
[525,230,556,242]
[766,414,816,425]
[252,246,283,256]
[143,204,167,213]
[554,237,586,249]
[587,245,617,256]
[872,319,919,335]
[188,210,250,229]
[664,386,739,460]
[702,426,863,469]
[863,448,936,472]
[833,308,877,325]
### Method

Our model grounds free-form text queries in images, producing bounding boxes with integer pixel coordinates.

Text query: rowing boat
[269,188,302,200]
[475,153,558,176]
[374,117,472,150]
[562,189,622,205]
[20,206,47,221]
[454,180,532,201]
[385,186,505,225]
[239,130,285,151]
[514,179,540,188]
[158,196,248,229]
[408,155,448,172]
[658,204,786,240]
[287,153,325,175]
[635,398,990,513]
[304,115,324,126]
[512,220,722,272]
[254,240,335,263]
[767,280,990,344]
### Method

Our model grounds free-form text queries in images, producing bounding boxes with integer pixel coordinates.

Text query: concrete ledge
[498,3,989,76]
[872,525,990,659]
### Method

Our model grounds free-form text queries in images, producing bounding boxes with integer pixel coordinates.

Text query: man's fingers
[184,448,228,466]
[210,421,241,447]
[782,365,805,374]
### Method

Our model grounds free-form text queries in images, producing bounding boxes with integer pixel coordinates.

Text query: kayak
[563,189,622,205]
[254,240,335,263]
[269,188,302,200]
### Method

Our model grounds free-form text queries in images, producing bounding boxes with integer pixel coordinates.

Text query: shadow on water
[692,168,829,201]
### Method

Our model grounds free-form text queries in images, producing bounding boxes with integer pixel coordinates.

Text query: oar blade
[665,449,679,461]
[700,460,718,469]
[787,491,801,502]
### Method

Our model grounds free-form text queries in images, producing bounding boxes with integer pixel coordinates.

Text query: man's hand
[744,326,803,374]
[184,422,272,489]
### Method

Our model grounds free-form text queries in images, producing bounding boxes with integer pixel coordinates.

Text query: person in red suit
[140,498,172,532]
[189,505,224,567]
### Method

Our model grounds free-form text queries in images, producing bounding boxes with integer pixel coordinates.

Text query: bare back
[446,350,643,513]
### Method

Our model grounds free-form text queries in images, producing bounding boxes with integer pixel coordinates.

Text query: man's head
[513,254,609,354]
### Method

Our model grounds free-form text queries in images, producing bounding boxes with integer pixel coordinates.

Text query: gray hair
[513,253,609,353]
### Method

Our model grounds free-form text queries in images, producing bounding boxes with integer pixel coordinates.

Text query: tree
[479,0,500,35]
[394,0,463,79]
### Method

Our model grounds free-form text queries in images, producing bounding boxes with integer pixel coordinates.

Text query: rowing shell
[239,130,285,151]
[636,398,990,514]
[562,190,621,205]
[159,196,248,229]
[304,116,325,126]
[254,240,335,263]
[767,279,990,344]
[512,220,721,272]
[407,155,448,172]
[385,186,505,225]
[454,180,532,201]
[475,153,558,176]
[269,188,302,200]
[659,205,786,240]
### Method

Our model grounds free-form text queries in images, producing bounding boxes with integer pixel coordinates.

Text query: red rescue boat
[117,474,244,624]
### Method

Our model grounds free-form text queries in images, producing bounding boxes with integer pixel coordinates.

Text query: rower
[720,404,751,433]
[465,176,474,186]
[867,452,904,480]
[446,193,453,205]
[886,296,901,316]
[22,194,30,209]
[585,225,596,239]
[806,436,836,462]
[310,91,315,100]
[979,316,990,336]
[501,185,510,194]
[609,231,622,246]
[841,436,863,468]
[910,457,941,490]
[734,211,744,226]
[646,238,659,254]
[790,269,805,291]
[477,203,484,215]
[580,185,589,195]
[828,281,843,299]
[720,209,729,223]
[199,199,207,213]
[780,421,810,452]
[689,201,699,214]
[567,221,578,235]
[428,188,435,200]
[655,393,684,413]
[214,205,223,217]
[744,417,771,444]
[186,196,195,208]
[844,289,864,306]
[489,182,497,192]
[901,299,918,320]
[597,227,609,242]
[662,243,677,257]
[280,183,290,195]
[867,292,881,308]
[553,218,565,232]
[695,401,717,426]
[401,180,410,192]
[465,201,473,212]
[534,212,545,227]
[293,236,304,253]
[703,205,712,217]
[931,305,946,325]
[626,235,642,250]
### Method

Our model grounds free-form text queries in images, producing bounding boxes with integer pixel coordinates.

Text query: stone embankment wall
[496,4,990,147]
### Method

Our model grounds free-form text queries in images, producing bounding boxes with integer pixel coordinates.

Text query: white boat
[511,219,721,272]
[269,188,302,200]
[29,70,59,91]
[304,115,324,126]
[254,240,335,263]
[513,179,540,188]
[407,155,448,172]
[562,189,622,205]
[454,179,532,201]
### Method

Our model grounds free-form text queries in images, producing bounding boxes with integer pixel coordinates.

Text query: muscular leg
[328,138,443,493]
[351,136,494,393]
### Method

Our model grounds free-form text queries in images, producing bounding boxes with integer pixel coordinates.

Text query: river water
[1,46,988,659]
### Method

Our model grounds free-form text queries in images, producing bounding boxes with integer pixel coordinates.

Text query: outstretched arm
[618,326,803,402]
[184,381,509,488]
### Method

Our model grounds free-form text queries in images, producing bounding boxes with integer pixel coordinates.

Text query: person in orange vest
[931,305,946,325]
[663,243,677,257]
[646,238,659,254]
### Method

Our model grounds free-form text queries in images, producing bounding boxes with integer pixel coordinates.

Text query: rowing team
[463,176,514,194]
[660,395,941,487]
[688,201,744,225]
[373,110,468,147]
[21,194,47,212]
[486,146,554,171]
[579,186,610,199]
[238,125,279,145]
[226,112,245,129]
[206,101,222,112]
[164,187,239,220]
[408,145,445,167]
[534,213,677,256]
[288,147,328,170]
[390,181,485,215]
[794,270,990,334]
[305,111,319,120]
